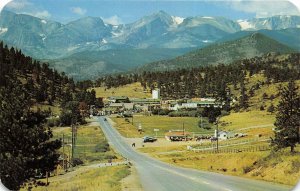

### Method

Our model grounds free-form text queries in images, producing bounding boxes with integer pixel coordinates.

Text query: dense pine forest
[0,42,101,190]
[94,53,300,105]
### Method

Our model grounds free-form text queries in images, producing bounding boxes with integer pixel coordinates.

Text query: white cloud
[226,0,300,18]
[70,7,87,16]
[102,15,123,25]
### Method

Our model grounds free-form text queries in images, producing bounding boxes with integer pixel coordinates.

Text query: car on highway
[143,136,157,143]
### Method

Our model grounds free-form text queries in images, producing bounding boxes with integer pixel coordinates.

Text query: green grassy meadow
[111,115,214,138]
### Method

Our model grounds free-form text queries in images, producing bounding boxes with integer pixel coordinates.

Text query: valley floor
[110,110,300,187]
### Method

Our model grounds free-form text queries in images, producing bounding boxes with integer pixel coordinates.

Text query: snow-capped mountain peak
[237,20,253,30]
[172,16,184,25]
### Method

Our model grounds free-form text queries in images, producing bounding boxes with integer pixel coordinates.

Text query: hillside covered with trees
[0,42,101,190]
[94,53,300,109]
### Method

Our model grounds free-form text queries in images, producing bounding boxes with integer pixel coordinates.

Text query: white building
[152,89,160,99]
[214,130,232,140]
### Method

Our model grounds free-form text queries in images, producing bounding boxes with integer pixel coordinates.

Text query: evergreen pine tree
[0,80,61,190]
[272,81,300,152]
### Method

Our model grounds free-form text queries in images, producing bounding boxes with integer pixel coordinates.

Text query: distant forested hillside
[138,33,296,72]
[93,53,300,111]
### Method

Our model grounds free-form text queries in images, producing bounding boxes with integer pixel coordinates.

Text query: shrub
[267,104,275,113]
[152,109,171,115]
[94,141,110,153]
[46,118,60,127]
[260,105,265,111]
[242,166,253,174]
[104,154,117,160]
[71,158,83,166]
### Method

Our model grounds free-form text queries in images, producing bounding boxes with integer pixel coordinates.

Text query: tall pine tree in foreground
[0,80,61,190]
[272,81,300,152]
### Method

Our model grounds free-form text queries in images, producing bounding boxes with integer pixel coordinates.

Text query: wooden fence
[191,145,270,154]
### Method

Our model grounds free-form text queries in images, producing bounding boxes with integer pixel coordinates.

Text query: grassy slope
[92,82,151,99]
[111,115,213,138]
[139,147,298,186]
[28,165,131,191]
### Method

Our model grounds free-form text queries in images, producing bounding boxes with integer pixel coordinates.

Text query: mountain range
[138,33,295,72]
[0,10,299,79]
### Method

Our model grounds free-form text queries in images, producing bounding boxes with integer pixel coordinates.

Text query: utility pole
[201,116,203,128]
[216,117,219,152]
[183,122,186,141]
[62,134,65,171]
[71,123,74,160]
[132,114,134,125]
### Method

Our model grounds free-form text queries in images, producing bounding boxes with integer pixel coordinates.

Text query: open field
[110,115,214,138]
[52,124,122,164]
[92,82,151,98]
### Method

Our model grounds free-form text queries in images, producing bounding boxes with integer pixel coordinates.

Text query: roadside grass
[52,125,121,164]
[92,82,151,98]
[111,115,213,138]
[139,145,299,186]
[27,165,131,191]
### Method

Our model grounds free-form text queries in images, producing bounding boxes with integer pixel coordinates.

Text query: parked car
[143,136,157,143]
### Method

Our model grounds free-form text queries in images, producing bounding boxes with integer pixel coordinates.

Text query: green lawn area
[111,115,214,138]
[92,82,151,98]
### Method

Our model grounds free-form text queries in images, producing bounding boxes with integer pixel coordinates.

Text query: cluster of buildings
[101,89,223,115]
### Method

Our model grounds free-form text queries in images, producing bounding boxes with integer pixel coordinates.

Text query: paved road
[96,117,293,191]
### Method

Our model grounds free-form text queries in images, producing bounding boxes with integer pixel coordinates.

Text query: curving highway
[96,116,293,191]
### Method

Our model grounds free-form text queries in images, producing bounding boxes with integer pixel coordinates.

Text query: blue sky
[3,0,300,24]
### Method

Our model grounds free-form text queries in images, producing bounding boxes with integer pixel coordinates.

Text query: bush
[168,110,200,117]
[104,154,117,160]
[71,158,83,166]
[267,104,275,113]
[242,166,253,174]
[46,118,60,127]
[94,141,110,153]
[152,109,171,115]
[260,105,265,111]
[59,112,73,126]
